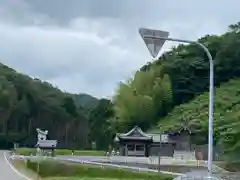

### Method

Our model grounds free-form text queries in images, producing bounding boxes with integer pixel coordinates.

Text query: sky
[0,0,239,98]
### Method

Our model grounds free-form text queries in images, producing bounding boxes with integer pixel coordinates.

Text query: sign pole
[139,27,214,175]
[37,162,40,180]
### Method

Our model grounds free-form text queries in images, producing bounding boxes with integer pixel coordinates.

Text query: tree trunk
[65,124,69,146]
[28,118,32,134]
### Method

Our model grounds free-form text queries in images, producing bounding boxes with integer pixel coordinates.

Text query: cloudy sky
[0,0,239,98]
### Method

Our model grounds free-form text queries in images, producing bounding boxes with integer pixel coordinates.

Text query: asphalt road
[0,151,29,180]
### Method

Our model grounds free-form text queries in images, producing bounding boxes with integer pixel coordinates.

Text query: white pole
[143,35,214,174]
[196,42,214,174]
[207,52,214,174]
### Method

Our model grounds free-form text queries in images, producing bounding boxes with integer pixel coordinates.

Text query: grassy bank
[43,178,157,180]
[14,148,105,156]
[26,160,173,180]
[215,161,240,172]
[12,159,40,179]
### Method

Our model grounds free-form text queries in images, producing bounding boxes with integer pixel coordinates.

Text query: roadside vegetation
[153,78,240,153]
[11,159,39,179]
[15,159,173,180]
[14,148,105,156]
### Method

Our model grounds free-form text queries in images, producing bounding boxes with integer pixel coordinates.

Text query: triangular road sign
[139,28,169,58]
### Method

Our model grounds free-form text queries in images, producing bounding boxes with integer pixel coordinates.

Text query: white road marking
[4,151,32,180]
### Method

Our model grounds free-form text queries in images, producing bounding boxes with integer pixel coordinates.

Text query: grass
[14,148,105,156]
[43,178,150,180]
[11,159,40,179]
[26,160,173,180]
[214,161,240,172]
[12,159,173,180]
[43,178,148,180]
[12,160,141,180]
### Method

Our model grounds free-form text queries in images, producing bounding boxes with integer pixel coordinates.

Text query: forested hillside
[70,93,99,110]
[2,22,240,155]
[111,22,240,157]
[153,78,240,156]
[0,63,99,149]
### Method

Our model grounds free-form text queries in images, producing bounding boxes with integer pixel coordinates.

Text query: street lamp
[139,28,214,175]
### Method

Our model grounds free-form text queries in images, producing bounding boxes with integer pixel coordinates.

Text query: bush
[27,160,173,180]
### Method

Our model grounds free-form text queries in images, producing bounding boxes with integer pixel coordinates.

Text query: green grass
[13,159,159,180]
[12,159,40,179]
[26,160,173,180]
[43,178,147,180]
[214,161,240,172]
[14,148,105,156]
[43,178,148,180]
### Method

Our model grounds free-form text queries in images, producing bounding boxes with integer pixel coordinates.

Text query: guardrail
[10,152,228,173]
[10,154,182,176]
[105,156,228,173]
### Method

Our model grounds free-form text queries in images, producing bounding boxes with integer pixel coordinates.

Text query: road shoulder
[4,152,34,180]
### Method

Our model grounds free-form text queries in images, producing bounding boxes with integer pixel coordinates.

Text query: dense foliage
[0,63,98,149]
[153,79,240,154]
[88,99,115,150]
[141,23,240,106]
[70,93,99,110]
[111,22,240,157]
[113,67,172,131]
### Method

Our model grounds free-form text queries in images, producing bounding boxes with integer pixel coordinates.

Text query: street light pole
[141,34,214,174]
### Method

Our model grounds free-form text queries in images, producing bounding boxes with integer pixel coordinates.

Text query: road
[0,151,29,180]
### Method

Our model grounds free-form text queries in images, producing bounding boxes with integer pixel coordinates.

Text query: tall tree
[89,99,114,150]
[113,66,172,131]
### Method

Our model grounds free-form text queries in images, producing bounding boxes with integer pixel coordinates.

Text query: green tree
[113,66,172,131]
[89,99,114,150]
[0,62,97,149]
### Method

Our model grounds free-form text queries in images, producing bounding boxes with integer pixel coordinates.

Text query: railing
[9,153,228,175]
[9,154,182,176]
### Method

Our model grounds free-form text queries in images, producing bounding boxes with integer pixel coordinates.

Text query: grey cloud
[0,0,53,25]
[18,0,240,28]
[24,0,152,22]
[0,22,144,97]
[0,0,240,97]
